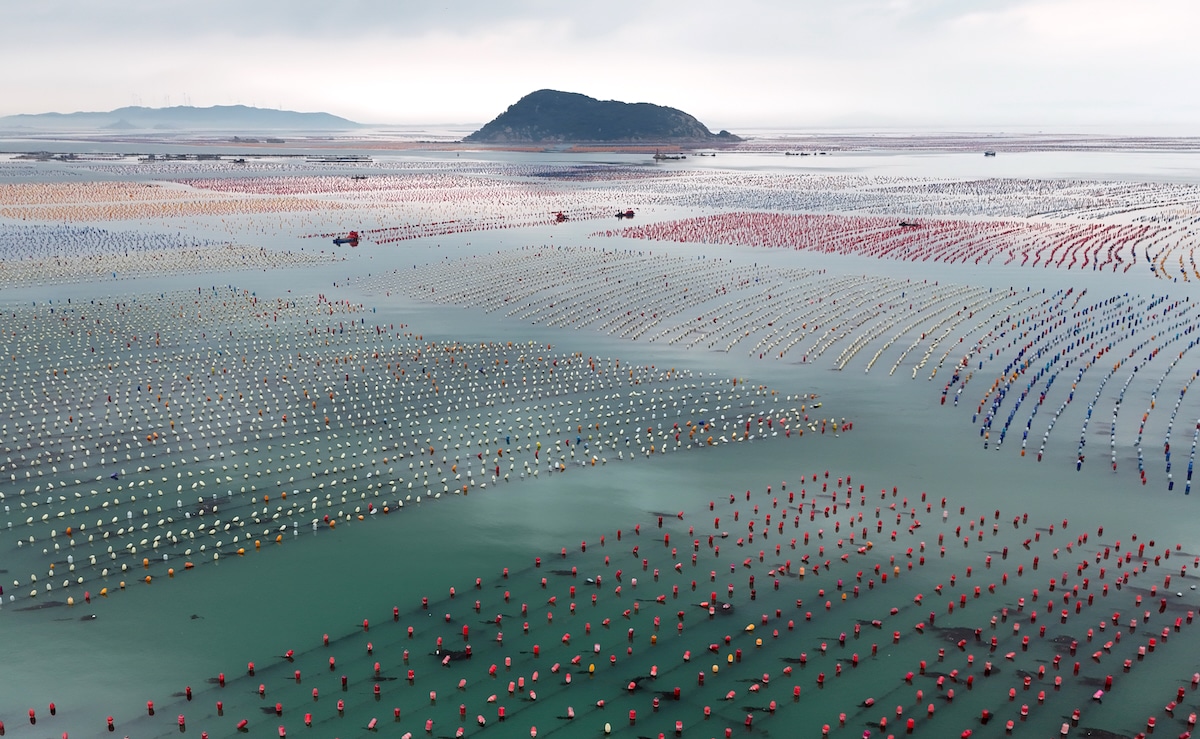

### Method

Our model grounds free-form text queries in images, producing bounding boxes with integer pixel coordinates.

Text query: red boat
[332,230,360,246]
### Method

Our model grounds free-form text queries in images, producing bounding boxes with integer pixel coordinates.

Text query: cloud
[2,0,1197,130]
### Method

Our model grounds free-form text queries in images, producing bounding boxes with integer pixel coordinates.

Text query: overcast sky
[4,0,1197,132]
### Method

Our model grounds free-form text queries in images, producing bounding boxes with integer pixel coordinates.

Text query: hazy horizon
[3,114,1199,140]
[5,0,1199,135]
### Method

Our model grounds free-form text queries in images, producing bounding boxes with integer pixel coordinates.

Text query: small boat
[984,150,997,157]
[332,230,360,246]
[653,150,686,161]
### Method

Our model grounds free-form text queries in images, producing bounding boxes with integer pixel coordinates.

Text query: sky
[4,0,1198,133]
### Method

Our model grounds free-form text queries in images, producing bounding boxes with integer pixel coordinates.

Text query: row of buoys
[0,166,440,287]
[607,209,1198,277]
[0,285,840,603]
[0,180,228,208]
[580,167,1200,227]
[0,238,328,289]
[11,160,1200,296]
[176,170,642,245]
[0,178,351,224]
[19,163,1196,499]
[59,471,1200,739]
[16,160,1200,250]
[9,154,1200,739]
[0,222,213,258]
[958,289,1198,488]
[382,244,1200,490]
[378,245,1016,365]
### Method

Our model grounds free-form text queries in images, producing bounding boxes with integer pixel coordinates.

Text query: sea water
[2,144,1199,739]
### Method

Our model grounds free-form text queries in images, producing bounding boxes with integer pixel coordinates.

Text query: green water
[4,149,1200,739]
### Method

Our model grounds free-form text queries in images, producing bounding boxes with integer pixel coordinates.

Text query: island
[0,104,360,132]
[464,89,739,144]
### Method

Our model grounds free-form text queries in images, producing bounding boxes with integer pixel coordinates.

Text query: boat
[984,150,997,157]
[615,209,636,219]
[332,230,360,246]
[653,150,686,161]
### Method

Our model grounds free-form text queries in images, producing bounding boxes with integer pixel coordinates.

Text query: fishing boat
[332,230,360,246]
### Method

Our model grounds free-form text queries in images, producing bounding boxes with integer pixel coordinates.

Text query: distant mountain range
[465,90,739,144]
[0,105,361,132]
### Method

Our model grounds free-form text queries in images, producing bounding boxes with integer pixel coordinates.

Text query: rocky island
[464,89,739,144]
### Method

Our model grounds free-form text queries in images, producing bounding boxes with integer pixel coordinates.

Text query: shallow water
[3,144,1200,739]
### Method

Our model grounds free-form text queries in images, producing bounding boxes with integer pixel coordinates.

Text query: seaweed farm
[3,144,1200,739]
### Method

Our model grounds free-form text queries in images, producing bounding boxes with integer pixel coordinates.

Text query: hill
[0,105,360,132]
[464,90,738,144]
